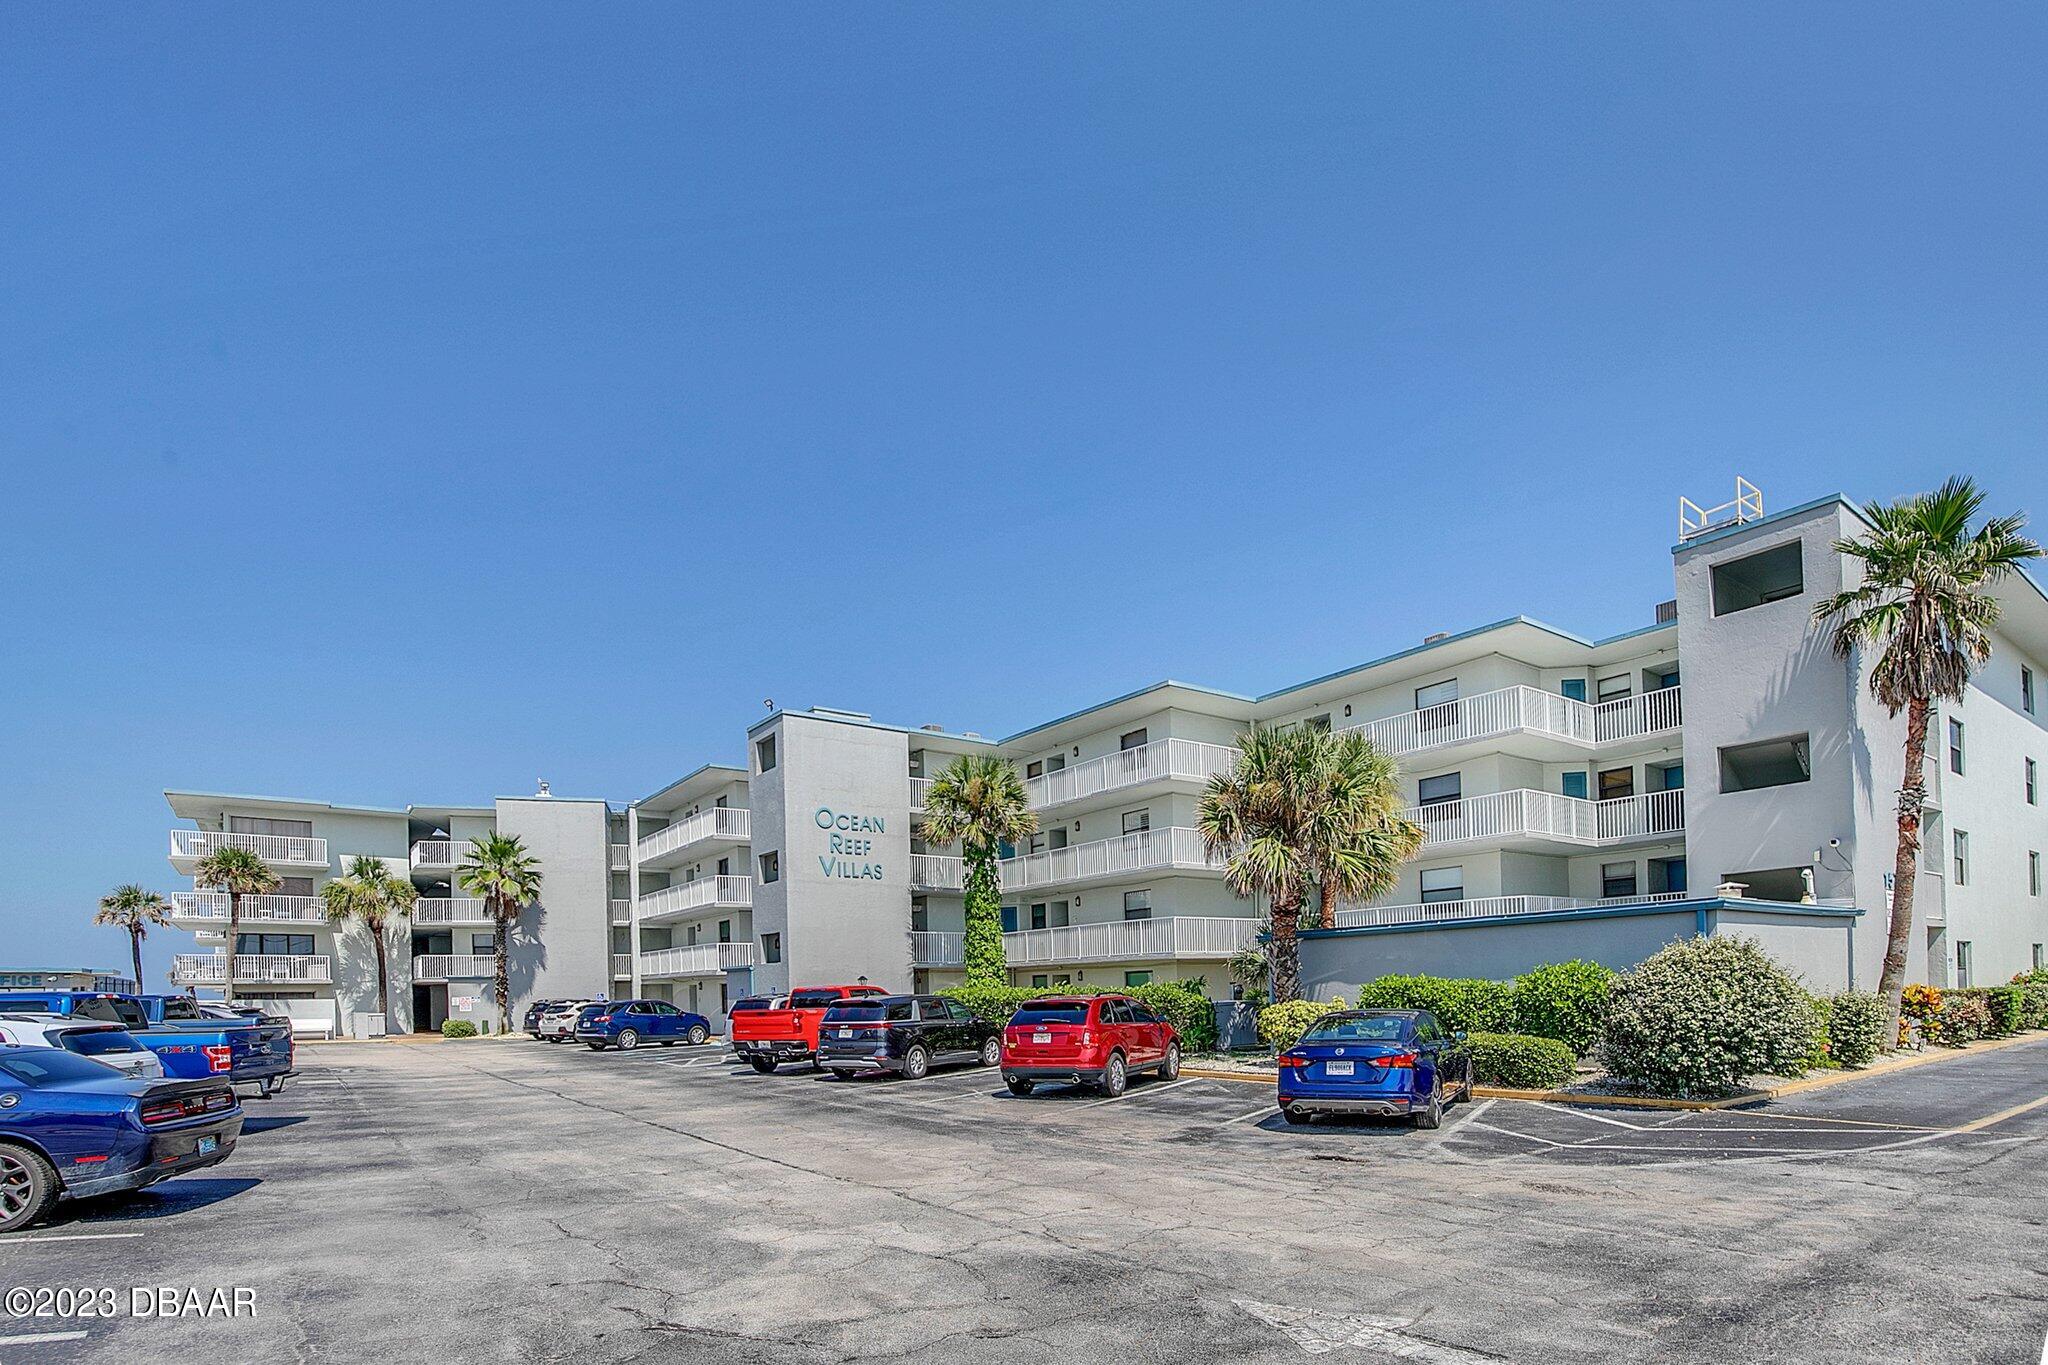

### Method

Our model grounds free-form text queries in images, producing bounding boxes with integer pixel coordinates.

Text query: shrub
[1508,961,1614,1057]
[1466,1032,1577,1089]
[1256,997,1349,1054]
[1983,986,2025,1036]
[1901,983,1944,1045]
[2018,980,2048,1031]
[441,1019,478,1039]
[938,980,1219,1052]
[1825,992,1886,1067]
[1353,975,1513,1036]
[1933,994,1991,1047]
[1597,936,1820,1097]
[1802,993,1836,1070]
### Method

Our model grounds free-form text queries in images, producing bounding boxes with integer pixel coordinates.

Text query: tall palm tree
[1813,476,2041,1043]
[1307,731,1425,931]
[192,844,280,1005]
[919,755,1038,989]
[95,885,170,992]
[321,855,419,1019]
[457,834,543,1029]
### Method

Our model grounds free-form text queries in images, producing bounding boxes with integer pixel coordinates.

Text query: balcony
[169,829,329,873]
[634,808,750,869]
[910,916,1258,969]
[610,844,631,872]
[910,776,934,811]
[999,827,1225,893]
[409,840,475,872]
[411,954,494,982]
[1027,739,1240,812]
[167,892,325,927]
[171,953,333,986]
[1333,892,1692,931]
[412,898,492,926]
[612,953,633,979]
[611,898,631,926]
[1408,788,1685,852]
[639,942,756,979]
[635,875,753,925]
[1342,684,1682,760]
[910,853,966,892]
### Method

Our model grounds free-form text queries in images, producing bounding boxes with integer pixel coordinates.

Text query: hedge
[939,979,1219,1053]
[1598,936,1819,1097]
[1256,997,1349,1054]
[1352,975,1513,1036]
[1825,992,1886,1068]
[1933,994,1991,1047]
[1947,986,2023,1038]
[1509,961,1614,1057]
[1802,993,1836,1071]
[441,1019,478,1039]
[1466,1032,1577,1089]
[2019,980,2048,1031]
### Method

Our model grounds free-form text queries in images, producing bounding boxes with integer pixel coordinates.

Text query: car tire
[1098,1052,1128,1098]
[748,1057,777,1074]
[830,1068,856,1082]
[1414,1081,1443,1131]
[1005,1077,1035,1096]
[902,1045,930,1081]
[978,1037,1002,1067]
[1281,1106,1313,1126]
[1159,1043,1181,1081]
[687,1025,709,1046]
[617,1028,640,1051]
[0,1144,58,1235]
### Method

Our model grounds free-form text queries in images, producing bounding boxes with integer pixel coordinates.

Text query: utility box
[352,1012,388,1039]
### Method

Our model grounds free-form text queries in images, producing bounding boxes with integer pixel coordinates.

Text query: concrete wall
[494,796,614,1029]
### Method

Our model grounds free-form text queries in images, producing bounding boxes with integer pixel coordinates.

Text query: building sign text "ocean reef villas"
[815,807,885,880]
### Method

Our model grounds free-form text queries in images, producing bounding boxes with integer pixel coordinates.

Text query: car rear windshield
[60,1030,142,1057]
[0,1050,121,1084]
[824,1001,914,1023]
[790,990,855,1008]
[1011,1003,1089,1026]
[1299,1016,1414,1044]
[730,998,775,1013]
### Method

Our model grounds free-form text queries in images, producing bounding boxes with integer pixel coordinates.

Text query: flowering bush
[1900,983,1943,1046]
[1597,936,1820,1097]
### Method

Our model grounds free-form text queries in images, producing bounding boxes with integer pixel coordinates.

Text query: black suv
[818,995,1002,1080]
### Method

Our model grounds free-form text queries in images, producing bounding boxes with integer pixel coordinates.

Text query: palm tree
[192,844,281,1005]
[1199,726,1425,1002]
[321,855,419,1019]
[1813,476,2041,1043]
[95,885,170,992]
[919,755,1038,989]
[457,834,543,1029]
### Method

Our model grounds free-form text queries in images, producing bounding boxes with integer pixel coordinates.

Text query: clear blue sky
[3,5,2043,984]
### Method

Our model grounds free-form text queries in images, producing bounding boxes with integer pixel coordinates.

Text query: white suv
[536,1001,595,1043]
[0,1014,164,1080]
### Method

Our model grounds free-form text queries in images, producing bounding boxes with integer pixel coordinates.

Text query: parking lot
[5,1036,2046,1363]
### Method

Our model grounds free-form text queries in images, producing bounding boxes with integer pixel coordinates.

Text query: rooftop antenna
[1679,477,1763,540]
[536,780,552,798]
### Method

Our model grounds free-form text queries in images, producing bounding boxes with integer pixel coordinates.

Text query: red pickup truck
[730,985,887,1072]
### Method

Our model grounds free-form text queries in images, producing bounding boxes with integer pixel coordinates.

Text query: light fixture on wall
[1343,705,1352,717]
[1072,745,1080,756]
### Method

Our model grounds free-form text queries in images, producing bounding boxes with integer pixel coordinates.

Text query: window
[1414,679,1459,710]
[1120,728,1148,751]
[1026,760,1043,780]
[1031,974,1049,989]
[1045,753,1065,773]
[1948,718,1965,775]
[1560,679,1588,702]
[2034,945,2045,972]
[717,919,732,943]
[1122,890,1152,920]
[1651,856,1688,895]
[1956,941,1973,988]
[1560,771,1589,800]
[1120,808,1151,835]
[1050,900,1071,928]
[1595,675,1632,704]
[1651,761,1685,791]
[235,933,314,956]
[910,899,928,932]
[1305,713,1332,733]
[1123,971,1154,987]
[229,815,314,837]
[1711,540,1805,615]
[1416,773,1462,806]
[2026,666,2037,715]
[1000,905,1018,931]
[1030,903,1048,931]
[1418,867,1463,904]
[2032,852,2042,897]
[757,851,779,884]
[1719,735,1812,792]
[1723,867,1807,901]
[470,934,492,954]
[1601,861,1639,899]
[1653,667,1681,691]
[754,735,777,773]
[717,857,730,875]
[2028,758,2038,805]
[760,933,781,964]
[1953,830,1969,886]
[1598,767,1635,801]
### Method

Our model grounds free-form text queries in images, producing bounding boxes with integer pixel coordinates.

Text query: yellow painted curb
[1183,1066,1276,1087]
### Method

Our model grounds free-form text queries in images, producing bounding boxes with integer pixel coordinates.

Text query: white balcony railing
[909,916,1257,968]
[1343,685,1681,758]
[909,853,967,892]
[1407,788,1685,850]
[634,808,751,864]
[635,876,753,921]
[412,898,492,926]
[1026,740,1241,811]
[638,942,756,979]
[612,953,633,978]
[1333,892,1692,930]
[1000,827,1225,892]
[610,844,631,871]
[611,898,632,925]
[167,892,326,925]
[171,953,333,985]
[910,776,934,811]
[409,840,475,870]
[411,954,495,981]
[170,829,329,867]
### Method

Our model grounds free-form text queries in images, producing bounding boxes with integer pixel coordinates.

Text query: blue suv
[574,1000,712,1051]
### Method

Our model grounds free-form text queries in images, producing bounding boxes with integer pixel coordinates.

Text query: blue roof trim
[1297,896,1864,940]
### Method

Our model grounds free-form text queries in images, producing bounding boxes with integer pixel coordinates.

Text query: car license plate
[836,1028,853,1039]
[1032,1033,1051,1044]
[1324,1060,1354,1076]
[196,1136,218,1154]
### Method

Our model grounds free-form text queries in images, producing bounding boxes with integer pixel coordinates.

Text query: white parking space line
[1222,1104,1278,1126]
[1080,1078,1201,1109]
[1547,1107,1651,1131]
[0,1331,89,1346]
[2,1232,145,1244]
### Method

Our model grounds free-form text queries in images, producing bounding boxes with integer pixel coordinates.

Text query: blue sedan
[574,1000,712,1051]
[1276,1009,1472,1129]
[0,1045,242,1233]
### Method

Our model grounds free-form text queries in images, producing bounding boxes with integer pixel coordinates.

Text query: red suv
[999,994,1180,1098]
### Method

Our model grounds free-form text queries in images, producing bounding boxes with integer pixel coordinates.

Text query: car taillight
[202,1045,232,1073]
[140,1101,184,1124]
[1377,1052,1418,1069]
[1277,1053,1308,1069]
[594,1015,612,1023]
[1076,1031,1092,1046]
